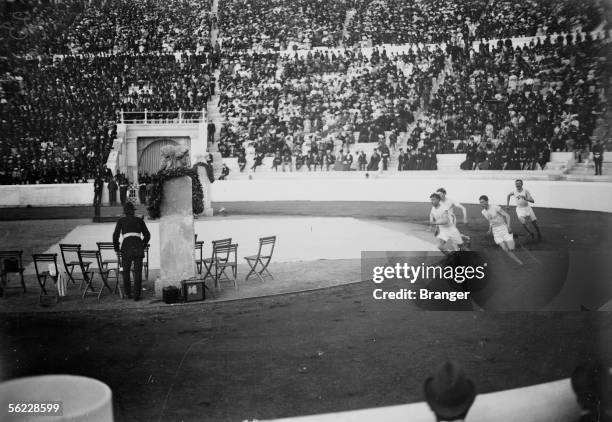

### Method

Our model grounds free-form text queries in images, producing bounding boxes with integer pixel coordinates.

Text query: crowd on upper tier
[347,0,603,46]
[216,0,604,49]
[1,0,213,56]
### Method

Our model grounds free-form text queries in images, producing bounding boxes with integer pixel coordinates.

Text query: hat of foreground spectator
[424,361,476,421]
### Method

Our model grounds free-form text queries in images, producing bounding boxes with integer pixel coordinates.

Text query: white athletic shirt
[481,204,506,227]
[509,188,532,208]
[430,206,453,228]
[439,197,460,224]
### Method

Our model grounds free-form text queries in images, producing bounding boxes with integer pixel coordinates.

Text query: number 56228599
[7,402,63,415]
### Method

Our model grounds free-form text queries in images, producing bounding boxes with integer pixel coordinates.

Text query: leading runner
[506,179,542,241]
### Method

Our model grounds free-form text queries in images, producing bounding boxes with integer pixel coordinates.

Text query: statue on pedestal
[159,145,190,171]
[154,144,197,299]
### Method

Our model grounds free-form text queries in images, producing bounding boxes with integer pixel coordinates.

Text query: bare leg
[460,234,471,249]
[520,219,534,239]
[500,241,523,265]
[531,220,542,240]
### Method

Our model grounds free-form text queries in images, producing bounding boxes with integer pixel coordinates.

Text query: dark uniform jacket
[113,215,151,258]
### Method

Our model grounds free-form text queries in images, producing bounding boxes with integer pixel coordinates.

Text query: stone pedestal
[155,176,195,298]
[196,166,214,216]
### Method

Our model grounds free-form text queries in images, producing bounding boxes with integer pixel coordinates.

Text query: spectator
[219,163,230,180]
[93,174,104,206]
[358,151,367,171]
[571,362,612,422]
[424,361,476,422]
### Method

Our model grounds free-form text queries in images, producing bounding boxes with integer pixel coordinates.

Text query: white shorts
[516,206,536,223]
[437,226,464,245]
[492,225,514,245]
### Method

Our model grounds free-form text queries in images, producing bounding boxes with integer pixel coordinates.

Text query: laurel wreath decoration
[146,167,204,219]
[192,162,215,183]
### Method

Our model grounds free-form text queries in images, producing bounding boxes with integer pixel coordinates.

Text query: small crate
[181,279,206,302]
[162,286,180,304]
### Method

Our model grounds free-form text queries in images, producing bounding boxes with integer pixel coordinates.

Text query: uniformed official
[107,177,118,206]
[119,176,128,206]
[593,139,604,176]
[113,202,150,301]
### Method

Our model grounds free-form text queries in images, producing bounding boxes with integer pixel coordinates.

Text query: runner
[436,187,471,247]
[480,195,523,265]
[506,179,542,240]
[429,193,465,255]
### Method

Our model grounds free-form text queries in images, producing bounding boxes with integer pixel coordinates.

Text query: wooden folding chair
[215,243,239,290]
[97,242,121,292]
[78,250,116,301]
[0,251,26,297]
[59,244,90,287]
[32,253,60,304]
[245,236,276,283]
[194,240,204,274]
[202,238,232,282]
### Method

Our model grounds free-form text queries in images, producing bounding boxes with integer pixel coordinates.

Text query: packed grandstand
[1,0,611,185]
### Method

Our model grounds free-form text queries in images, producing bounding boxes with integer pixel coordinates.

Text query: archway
[137,139,179,176]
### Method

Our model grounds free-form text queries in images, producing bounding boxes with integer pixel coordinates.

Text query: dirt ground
[1,201,612,421]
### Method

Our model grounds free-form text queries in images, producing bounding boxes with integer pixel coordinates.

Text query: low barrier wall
[211,177,612,213]
[0,183,109,207]
[1,177,611,213]
[266,378,581,422]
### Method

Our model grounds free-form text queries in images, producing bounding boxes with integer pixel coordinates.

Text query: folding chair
[0,251,26,297]
[214,243,239,290]
[97,242,121,292]
[245,236,276,283]
[194,240,204,274]
[32,253,60,304]
[202,238,232,282]
[78,250,116,301]
[59,244,90,287]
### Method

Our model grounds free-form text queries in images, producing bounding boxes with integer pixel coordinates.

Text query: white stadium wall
[266,377,583,422]
[210,178,612,213]
[1,178,612,213]
[0,183,109,208]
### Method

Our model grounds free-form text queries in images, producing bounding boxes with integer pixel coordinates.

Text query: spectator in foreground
[571,362,612,422]
[424,361,476,422]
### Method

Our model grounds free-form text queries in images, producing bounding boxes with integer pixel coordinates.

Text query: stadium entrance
[106,112,208,183]
[137,137,190,176]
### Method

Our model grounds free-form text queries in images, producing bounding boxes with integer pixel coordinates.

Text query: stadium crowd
[215,47,445,161]
[1,0,212,56]
[421,32,609,169]
[0,0,610,184]
[218,0,362,50]
[213,0,603,49]
[0,52,215,185]
[347,0,602,47]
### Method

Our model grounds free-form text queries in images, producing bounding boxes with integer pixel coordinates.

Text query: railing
[119,109,207,124]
